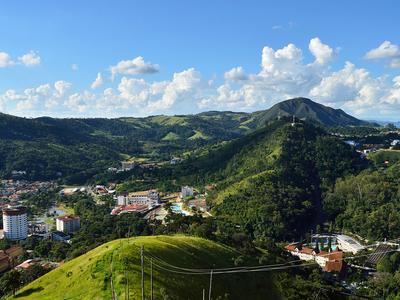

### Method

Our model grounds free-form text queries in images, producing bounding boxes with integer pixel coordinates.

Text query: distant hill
[11,235,280,300]
[0,98,372,182]
[252,97,371,127]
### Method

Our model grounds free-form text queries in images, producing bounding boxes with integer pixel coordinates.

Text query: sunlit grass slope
[11,235,280,300]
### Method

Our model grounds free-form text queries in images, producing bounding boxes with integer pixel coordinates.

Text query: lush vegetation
[324,162,400,241]
[170,119,366,241]
[10,236,281,300]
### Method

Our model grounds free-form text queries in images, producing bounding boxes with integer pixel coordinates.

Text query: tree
[0,269,21,296]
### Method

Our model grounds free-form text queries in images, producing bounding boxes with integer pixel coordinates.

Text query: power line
[141,245,145,300]
[147,248,400,275]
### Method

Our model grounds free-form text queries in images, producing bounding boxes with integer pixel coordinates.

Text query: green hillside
[172,119,365,240]
[0,98,372,183]
[11,236,280,300]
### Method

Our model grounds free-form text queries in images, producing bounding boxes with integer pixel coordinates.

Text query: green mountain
[252,97,371,127]
[0,98,370,182]
[176,118,365,240]
[11,235,280,300]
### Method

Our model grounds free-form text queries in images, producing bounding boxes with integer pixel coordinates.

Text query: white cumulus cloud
[309,37,335,65]
[0,52,14,68]
[110,56,159,79]
[224,67,248,81]
[365,41,400,68]
[91,73,104,89]
[18,51,41,67]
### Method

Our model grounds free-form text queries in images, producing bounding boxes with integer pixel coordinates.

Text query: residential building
[111,204,149,215]
[121,161,135,171]
[0,246,24,272]
[56,215,80,234]
[52,231,71,242]
[285,244,343,272]
[116,190,160,207]
[2,206,28,240]
[181,186,194,198]
[170,157,183,165]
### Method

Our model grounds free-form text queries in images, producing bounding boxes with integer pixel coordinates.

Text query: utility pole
[141,245,145,300]
[124,266,128,300]
[111,260,115,300]
[208,270,213,300]
[150,258,154,300]
[127,267,130,300]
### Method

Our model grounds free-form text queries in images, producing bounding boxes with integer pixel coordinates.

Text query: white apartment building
[181,186,194,198]
[3,206,28,240]
[56,215,80,234]
[116,190,160,207]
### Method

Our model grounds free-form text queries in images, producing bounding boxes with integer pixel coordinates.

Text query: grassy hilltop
[11,235,280,300]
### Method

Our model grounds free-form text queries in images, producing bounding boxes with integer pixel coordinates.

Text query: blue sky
[0,0,399,120]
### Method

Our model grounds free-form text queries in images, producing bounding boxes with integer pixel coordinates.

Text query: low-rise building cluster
[285,243,344,272]
[0,180,55,202]
[112,190,161,215]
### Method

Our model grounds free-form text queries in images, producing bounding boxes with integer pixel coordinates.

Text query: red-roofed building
[111,204,149,215]
[285,243,344,272]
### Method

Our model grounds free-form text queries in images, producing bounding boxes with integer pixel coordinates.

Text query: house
[121,161,135,171]
[285,244,344,272]
[0,246,24,272]
[345,140,358,147]
[15,258,59,270]
[52,231,71,242]
[0,252,11,272]
[170,157,183,165]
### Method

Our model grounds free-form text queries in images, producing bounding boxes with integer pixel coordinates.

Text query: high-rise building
[2,206,28,240]
[181,186,194,198]
[56,215,80,234]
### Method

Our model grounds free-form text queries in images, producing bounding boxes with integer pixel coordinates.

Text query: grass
[149,115,188,126]
[161,132,180,141]
[10,235,280,300]
[56,203,75,215]
[369,149,400,165]
[188,130,210,140]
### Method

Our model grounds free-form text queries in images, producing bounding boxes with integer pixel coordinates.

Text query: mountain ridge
[0,98,374,182]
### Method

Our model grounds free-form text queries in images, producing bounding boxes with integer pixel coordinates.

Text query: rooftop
[56,215,80,222]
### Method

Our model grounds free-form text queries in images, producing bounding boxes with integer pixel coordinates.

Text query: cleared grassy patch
[161,132,180,141]
[188,130,210,140]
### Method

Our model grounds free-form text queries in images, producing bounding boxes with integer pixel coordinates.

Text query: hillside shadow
[14,287,44,298]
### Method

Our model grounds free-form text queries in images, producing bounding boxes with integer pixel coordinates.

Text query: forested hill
[0,98,371,182]
[175,118,366,241]
[252,97,371,127]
